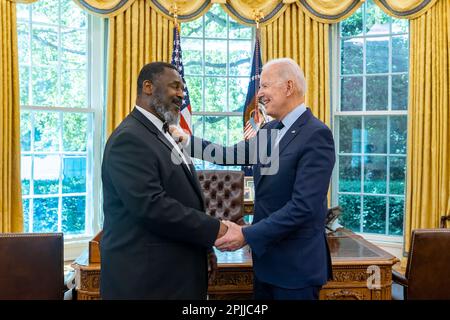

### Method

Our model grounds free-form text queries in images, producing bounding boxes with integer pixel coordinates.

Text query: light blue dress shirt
[275,103,307,145]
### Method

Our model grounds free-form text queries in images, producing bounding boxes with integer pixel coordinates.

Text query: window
[333,0,409,236]
[17,0,104,241]
[181,4,254,170]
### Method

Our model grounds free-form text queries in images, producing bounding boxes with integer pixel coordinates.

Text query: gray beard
[149,94,180,126]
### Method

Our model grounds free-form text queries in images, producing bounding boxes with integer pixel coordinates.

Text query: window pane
[204,116,226,144]
[181,17,203,38]
[392,35,408,72]
[389,197,404,235]
[33,197,58,232]
[364,116,387,154]
[20,110,31,151]
[32,67,58,107]
[229,41,251,76]
[192,115,204,138]
[205,40,226,75]
[366,37,389,74]
[365,2,390,35]
[366,75,388,110]
[390,116,407,154]
[23,198,30,232]
[392,18,408,34]
[31,25,58,66]
[33,155,60,195]
[341,39,363,75]
[21,156,32,195]
[340,7,362,37]
[63,113,88,152]
[205,77,226,112]
[61,28,87,69]
[185,76,203,112]
[339,116,361,153]
[34,111,60,151]
[62,196,86,234]
[32,0,58,25]
[181,38,203,75]
[60,0,87,28]
[362,196,386,234]
[392,74,408,110]
[16,3,30,21]
[229,77,249,112]
[62,157,86,193]
[228,116,243,145]
[61,69,87,108]
[338,194,361,232]
[389,156,406,194]
[339,156,361,192]
[229,19,252,39]
[364,156,386,194]
[205,5,227,38]
[19,66,30,106]
[17,23,29,65]
[341,77,363,111]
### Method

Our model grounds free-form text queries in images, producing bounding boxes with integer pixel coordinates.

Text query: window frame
[17,3,106,260]
[181,5,255,168]
[330,6,409,243]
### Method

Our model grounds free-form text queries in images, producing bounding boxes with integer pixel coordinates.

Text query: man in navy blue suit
[170,58,335,300]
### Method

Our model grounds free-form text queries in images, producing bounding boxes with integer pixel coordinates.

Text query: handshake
[215,220,248,252]
[168,125,190,147]
[168,125,248,252]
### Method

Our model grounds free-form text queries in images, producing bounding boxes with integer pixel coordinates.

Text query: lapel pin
[291,130,296,134]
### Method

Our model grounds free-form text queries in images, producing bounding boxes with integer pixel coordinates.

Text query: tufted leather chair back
[405,229,450,299]
[196,170,245,225]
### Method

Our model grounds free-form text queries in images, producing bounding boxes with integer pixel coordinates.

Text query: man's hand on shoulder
[168,125,190,147]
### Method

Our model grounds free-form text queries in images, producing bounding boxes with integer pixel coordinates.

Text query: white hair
[263,58,307,96]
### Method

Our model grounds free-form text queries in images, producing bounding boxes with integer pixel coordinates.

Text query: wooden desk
[72,229,398,300]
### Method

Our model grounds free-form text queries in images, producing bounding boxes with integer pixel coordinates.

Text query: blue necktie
[275,121,285,130]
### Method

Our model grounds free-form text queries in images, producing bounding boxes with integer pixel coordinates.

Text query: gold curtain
[70,0,441,23]
[1,0,23,232]
[373,0,438,19]
[404,0,450,257]
[72,0,138,18]
[260,3,330,126]
[147,0,212,22]
[107,0,174,133]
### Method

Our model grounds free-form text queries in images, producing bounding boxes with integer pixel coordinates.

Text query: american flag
[242,31,264,140]
[242,31,264,176]
[171,25,192,134]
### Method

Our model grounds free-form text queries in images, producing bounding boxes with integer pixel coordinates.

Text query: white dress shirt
[135,105,191,173]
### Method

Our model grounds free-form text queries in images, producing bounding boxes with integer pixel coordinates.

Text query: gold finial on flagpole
[252,9,264,29]
[169,2,179,27]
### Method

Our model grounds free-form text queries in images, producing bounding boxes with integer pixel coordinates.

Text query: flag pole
[252,10,264,125]
[169,1,192,135]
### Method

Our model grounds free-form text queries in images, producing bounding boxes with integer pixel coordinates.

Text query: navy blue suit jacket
[191,108,335,289]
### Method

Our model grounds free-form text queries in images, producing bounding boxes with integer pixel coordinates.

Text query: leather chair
[392,229,450,300]
[0,233,64,300]
[196,170,246,225]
